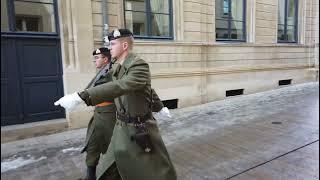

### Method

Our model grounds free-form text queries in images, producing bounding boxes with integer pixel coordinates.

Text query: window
[14,0,56,33]
[124,0,173,39]
[278,0,298,43]
[215,0,246,41]
[223,0,229,15]
[1,0,57,33]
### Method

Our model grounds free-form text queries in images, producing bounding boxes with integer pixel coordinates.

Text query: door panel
[19,41,60,76]
[1,38,23,125]
[1,37,65,126]
[23,81,64,122]
[18,38,65,124]
[1,0,64,126]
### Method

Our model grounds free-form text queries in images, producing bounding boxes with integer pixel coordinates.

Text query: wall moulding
[151,65,311,79]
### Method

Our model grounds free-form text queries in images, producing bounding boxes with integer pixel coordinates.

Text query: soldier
[63,48,116,180]
[82,47,117,180]
[54,29,177,180]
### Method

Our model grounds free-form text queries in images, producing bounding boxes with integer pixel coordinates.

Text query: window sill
[214,41,248,45]
[275,42,305,46]
[132,41,310,48]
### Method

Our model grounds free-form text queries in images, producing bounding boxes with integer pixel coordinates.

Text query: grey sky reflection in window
[14,0,56,33]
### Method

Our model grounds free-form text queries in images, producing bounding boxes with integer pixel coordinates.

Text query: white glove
[54,92,85,111]
[153,107,172,119]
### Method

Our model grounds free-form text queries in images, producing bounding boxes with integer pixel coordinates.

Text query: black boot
[85,166,96,180]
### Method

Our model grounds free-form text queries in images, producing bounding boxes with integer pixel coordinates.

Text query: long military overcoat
[86,53,177,180]
[81,65,116,156]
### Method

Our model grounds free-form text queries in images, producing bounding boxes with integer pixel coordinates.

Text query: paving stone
[1,82,319,180]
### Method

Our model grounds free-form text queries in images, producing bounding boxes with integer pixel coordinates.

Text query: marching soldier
[73,48,117,180]
[54,29,177,180]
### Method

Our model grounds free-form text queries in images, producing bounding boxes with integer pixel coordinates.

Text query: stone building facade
[57,0,318,128]
[2,0,318,129]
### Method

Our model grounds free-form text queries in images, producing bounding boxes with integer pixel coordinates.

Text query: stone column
[58,0,96,128]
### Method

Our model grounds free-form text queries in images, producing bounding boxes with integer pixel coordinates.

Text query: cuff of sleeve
[78,90,91,106]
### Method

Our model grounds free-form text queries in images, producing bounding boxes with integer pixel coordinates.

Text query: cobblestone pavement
[1,82,319,180]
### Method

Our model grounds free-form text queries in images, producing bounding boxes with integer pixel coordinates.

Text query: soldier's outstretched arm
[82,59,150,106]
[54,65,116,110]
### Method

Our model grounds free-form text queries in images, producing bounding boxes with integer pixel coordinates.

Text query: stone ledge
[151,65,312,78]
[1,119,69,144]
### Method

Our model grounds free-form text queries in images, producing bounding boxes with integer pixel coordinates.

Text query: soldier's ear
[122,41,129,51]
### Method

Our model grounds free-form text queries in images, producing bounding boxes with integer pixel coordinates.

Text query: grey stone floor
[1,82,319,180]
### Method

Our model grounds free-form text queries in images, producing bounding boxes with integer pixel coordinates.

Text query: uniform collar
[118,53,135,78]
[121,52,135,69]
[112,63,121,77]
[113,52,135,78]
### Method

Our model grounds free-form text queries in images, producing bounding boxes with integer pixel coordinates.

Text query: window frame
[215,0,247,42]
[1,0,60,37]
[123,0,174,40]
[277,0,298,43]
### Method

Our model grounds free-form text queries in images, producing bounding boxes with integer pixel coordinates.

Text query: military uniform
[82,48,117,180]
[81,52,177,180]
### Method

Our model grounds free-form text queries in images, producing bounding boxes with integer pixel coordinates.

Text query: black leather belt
[116,112,151,124]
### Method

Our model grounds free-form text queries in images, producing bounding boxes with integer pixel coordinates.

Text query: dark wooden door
[1,36,65,126]
[1,0,65,126]
[1,38,22,125]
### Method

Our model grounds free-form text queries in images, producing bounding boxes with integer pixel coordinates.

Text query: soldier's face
[93,54,108,69]
[110,39,127,59]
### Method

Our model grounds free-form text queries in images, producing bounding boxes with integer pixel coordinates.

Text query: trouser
[85,136,101,166]
[100,163,122,180]
[85,111,116,166]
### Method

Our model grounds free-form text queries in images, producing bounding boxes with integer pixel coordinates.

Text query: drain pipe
[102,0,109,47]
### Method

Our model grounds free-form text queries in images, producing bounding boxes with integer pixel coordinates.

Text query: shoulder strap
[114,64,126,113]
[116,97,126,114]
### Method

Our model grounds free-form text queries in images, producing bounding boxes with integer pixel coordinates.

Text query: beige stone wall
[183,0,214,42]
[305,0,319,44]
[305,0,319,71]
[58,0,97,128]
[132,42,315,108]
[255,0,277,44]
[58,0,319,128]
[92,0,122,48]
[90,0,121,48]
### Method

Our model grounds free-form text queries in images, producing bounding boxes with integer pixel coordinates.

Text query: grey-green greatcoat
[85,53,177,180]
[81,64,116,166]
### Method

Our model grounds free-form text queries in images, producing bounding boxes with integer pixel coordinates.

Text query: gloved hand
[54,92,85,111]
[153,107,172,119]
